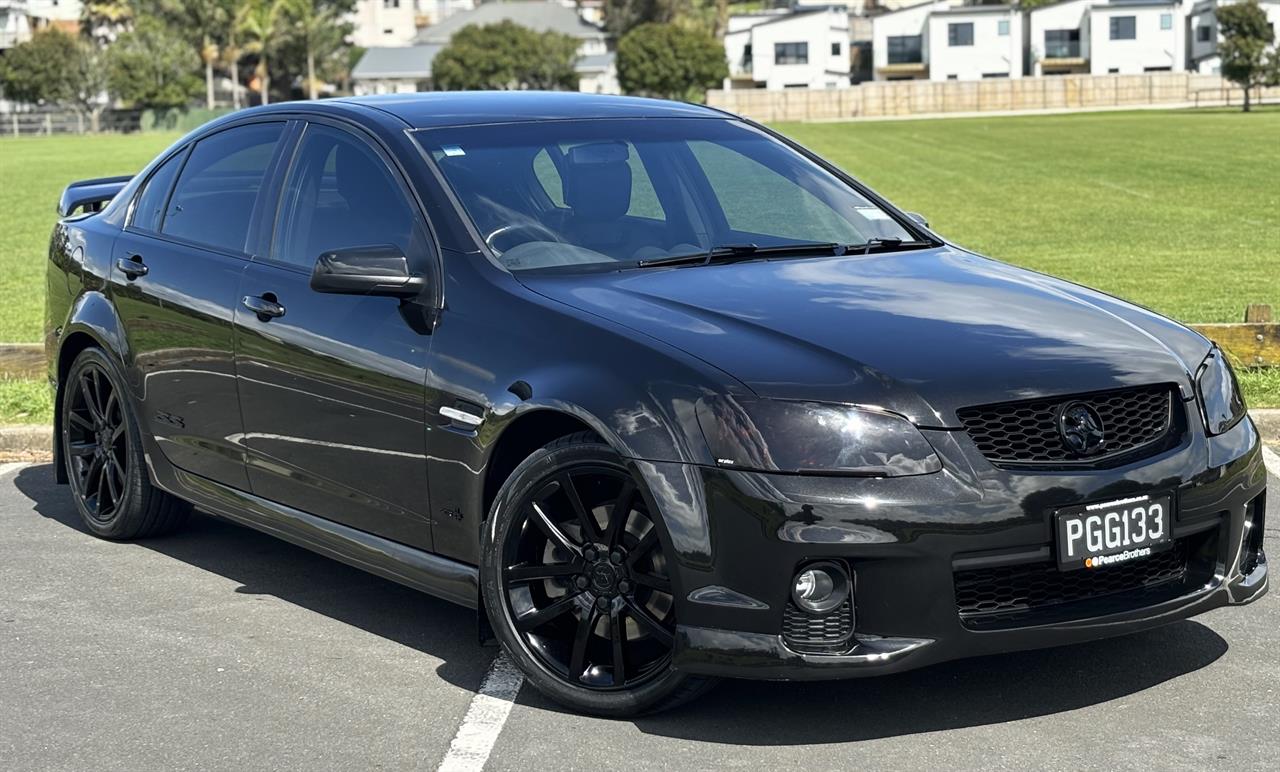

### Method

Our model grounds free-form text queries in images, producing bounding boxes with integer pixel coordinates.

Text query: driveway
[1,462,1276,771]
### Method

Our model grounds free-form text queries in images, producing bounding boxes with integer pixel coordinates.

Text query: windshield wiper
[849,238,934,255]
[636,242,842,268]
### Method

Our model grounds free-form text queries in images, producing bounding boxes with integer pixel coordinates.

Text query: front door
[232,121,436,550]
[110,121,289,491]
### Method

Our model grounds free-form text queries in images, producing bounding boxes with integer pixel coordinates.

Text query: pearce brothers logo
[1084,547,1153,569]
[1059,401,1106,456]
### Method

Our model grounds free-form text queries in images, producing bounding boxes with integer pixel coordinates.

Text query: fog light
[791,562,849,614]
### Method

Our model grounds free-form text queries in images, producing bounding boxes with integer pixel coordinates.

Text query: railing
[1044,42,1083,59]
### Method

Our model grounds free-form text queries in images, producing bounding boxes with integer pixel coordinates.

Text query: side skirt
[165,465,480,609]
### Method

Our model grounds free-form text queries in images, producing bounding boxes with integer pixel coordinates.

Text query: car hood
[519,247,1210,427]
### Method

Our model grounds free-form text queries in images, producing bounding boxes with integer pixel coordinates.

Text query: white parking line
[1262,444,1280,480]
[437,653,524,772]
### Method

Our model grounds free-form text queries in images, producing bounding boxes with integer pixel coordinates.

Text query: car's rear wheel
[482,432,715,716]
[61,348,190,539]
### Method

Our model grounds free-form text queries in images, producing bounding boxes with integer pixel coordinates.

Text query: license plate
[1055,493,1173,571]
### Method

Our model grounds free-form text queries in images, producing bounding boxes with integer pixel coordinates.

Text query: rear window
[130,150,186,233]
[160,123,284,253]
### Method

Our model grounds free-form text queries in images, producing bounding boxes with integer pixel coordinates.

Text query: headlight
[695,397,942,476]
[1195,348,1246,436]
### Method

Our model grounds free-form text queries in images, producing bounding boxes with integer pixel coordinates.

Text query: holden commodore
[45,93,1267,716]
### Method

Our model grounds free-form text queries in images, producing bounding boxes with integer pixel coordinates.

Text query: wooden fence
[708,72,1280,123]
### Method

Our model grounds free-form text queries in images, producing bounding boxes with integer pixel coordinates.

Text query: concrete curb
[0,425,51,455]
[1251,409,1280,445]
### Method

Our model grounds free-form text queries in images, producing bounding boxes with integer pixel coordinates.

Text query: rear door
[109,120,289,491]
[232,120,437,550]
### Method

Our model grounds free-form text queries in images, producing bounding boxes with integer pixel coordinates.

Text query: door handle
[242,294,286,320]
[115,256,148,279]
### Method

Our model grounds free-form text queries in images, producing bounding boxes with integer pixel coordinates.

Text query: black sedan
[45,92,1267,716]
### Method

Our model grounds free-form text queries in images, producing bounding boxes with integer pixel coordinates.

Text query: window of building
[1197,25,1212,42]
[1160,13,1172,30]
[982,72,1009,78]
[948,23,974,47]
[1110,16,1136,40]
[831,41,841,56]
[384,0,400,8]
[998,20,1010,36]
[887,35,923,64]
[161,123,284,254]
[1044,28,1082,58]
[947,74,958,80]
[774,42,808,65]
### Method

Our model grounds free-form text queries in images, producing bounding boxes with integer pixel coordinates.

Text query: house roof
[575,52,615,73]
[1091,0,1177,9]
[351,45,443,80]
[413,1,607,45]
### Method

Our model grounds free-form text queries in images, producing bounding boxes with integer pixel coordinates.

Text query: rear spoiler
[58,175,133,217]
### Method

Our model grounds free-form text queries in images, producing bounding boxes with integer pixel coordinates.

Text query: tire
[60,347,191,540]
[481,432,716,717]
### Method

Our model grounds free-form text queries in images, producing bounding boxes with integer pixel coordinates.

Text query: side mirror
[906,212,929,229]
[310,245,426,298]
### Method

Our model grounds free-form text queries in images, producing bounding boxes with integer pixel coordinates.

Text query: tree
[237,0,286,105]
[432,21,580,91]
[1218,0,1280,112]
[0,27,79,105]
[604,0,681,38]
[617,23,727,102]
[280,0,351,99]
[107,17,202,112]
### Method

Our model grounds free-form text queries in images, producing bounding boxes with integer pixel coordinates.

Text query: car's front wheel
[60,347,190,539]
[482,432,715,716]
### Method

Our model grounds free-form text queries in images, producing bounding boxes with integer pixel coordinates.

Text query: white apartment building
[0,0,32,50]
[871,1,950,80]
[348,0,476,48]
[1189,0,1280,73]
[724,7,853,89]
[1028,0,1092,75]
[928,5,1024,80]
[1089,0,1184,74]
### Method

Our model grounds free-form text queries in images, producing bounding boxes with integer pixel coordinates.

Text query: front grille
[956,385,1176,468]
[782,599,854,653]
[955,542,1188,619]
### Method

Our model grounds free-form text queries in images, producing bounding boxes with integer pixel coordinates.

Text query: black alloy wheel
[65,361,128,523]
[60,348,190,539]
[483,433,714,716]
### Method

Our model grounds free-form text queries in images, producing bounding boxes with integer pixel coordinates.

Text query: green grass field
[0,109,1276,417]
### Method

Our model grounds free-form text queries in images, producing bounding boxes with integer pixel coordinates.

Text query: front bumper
[638,410,1268,681]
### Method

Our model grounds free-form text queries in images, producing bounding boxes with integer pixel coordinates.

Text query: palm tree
[281,0,344,101]
[182,0,234,109]
[237,0,284,105]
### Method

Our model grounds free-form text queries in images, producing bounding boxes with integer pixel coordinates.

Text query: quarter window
[161,123,284,254]
[1110,16,1136,40]
[130,150,185,233]
[949,23,974,47]
[775,42,808,65]
[272,124,422,269]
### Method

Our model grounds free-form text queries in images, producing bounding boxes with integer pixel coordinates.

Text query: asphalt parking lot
[1,461,1276,771]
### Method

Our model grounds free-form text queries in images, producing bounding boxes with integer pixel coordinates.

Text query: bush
[617,23,727,103]
[432,21,579,91]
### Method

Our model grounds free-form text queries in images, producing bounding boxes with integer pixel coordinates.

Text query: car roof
[329,91,728,129]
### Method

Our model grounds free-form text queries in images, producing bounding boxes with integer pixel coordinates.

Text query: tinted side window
[161,123,284,253]
[131,150,185,232]
[272,124,420,269]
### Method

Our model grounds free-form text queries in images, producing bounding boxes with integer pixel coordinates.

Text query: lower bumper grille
[782,599,854,653]
[955,540,1191,621]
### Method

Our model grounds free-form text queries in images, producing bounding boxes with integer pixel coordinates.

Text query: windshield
[414,118,920,271]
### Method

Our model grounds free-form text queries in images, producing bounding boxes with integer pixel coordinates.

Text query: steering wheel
[485,222,561,255]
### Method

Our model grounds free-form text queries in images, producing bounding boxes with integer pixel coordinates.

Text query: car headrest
[562,147,632,222]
